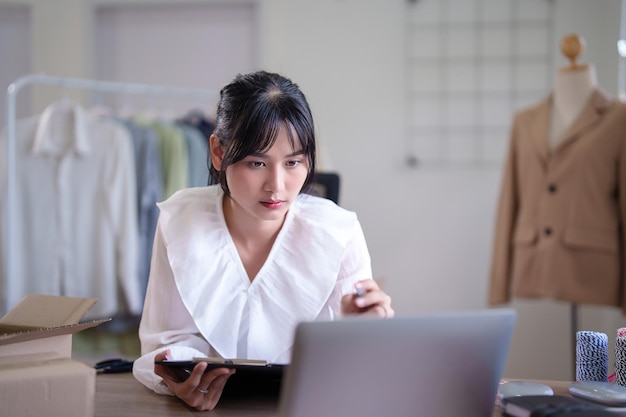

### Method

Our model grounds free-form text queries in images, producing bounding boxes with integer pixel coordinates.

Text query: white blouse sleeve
[132,218,213,394]
[321,218,373,320]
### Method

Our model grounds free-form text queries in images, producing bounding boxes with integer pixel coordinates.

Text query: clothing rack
[3,74,217,310]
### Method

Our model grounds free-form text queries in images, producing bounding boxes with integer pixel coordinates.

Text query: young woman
[132,70,393,411]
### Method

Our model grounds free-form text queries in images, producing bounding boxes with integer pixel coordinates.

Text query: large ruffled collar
[157,186,357,362]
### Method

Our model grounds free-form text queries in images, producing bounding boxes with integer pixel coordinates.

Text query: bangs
[230,110,310,162]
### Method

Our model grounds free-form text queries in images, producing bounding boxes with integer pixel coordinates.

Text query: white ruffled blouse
[133,186,372,394]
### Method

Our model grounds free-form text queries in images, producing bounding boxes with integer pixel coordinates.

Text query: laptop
[277,308,516,417]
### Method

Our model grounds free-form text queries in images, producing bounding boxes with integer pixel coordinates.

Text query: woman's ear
[209,134,225,171]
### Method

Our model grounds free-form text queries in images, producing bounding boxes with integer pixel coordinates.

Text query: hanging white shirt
[0,101,141,318]
[133,185,372,394]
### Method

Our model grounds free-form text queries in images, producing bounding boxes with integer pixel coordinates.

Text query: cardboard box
[0,294,110,357]
[0,294,110,416]
[0,351,96,417]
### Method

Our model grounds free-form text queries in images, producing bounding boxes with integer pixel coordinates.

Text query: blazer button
[544,227,552,236]
[547,184,557,193]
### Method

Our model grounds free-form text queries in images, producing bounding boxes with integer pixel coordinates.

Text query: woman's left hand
[341,279,394,318]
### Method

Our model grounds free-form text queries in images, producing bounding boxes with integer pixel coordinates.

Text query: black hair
[209,70,317,196]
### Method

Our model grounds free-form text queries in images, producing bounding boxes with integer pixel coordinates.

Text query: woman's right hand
[154,350,236,411]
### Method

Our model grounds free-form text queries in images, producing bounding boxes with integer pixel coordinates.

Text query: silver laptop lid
[278,308,516,417]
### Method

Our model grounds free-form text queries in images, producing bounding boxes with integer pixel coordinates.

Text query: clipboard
[156,358,286,383]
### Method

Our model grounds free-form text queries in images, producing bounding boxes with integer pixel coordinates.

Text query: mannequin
[488,32,626,315]
[488,34,626,380]
[549,34,598,374]
[549,34,598,148]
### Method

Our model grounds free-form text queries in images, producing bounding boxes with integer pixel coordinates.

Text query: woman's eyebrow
[248,150,305,158]
[286,150,306,157]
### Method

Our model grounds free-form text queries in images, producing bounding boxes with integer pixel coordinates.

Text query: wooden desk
[96,372,279,416]
[95,373,572,416]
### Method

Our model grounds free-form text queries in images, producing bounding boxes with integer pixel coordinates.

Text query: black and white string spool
[576,331,608,382]
[615,328,626,387]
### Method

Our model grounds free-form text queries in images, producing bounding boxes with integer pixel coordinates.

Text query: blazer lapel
[527,96,551,163]
[552,89,612,154]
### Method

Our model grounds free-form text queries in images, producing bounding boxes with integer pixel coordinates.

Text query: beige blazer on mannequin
[488,89,626,313]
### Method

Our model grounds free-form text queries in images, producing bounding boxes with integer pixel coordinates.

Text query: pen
[355,287,366,298]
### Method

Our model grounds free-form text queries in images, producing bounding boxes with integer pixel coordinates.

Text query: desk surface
[96,372,278,416]
[95,373,572,417]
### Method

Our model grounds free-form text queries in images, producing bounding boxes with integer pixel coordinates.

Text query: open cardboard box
[0,294,110,357]
[0,294,111,417]
[0,351,99,417]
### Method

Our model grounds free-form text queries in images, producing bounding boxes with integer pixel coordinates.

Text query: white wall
[1,0,624,381]
[91,2,256,114]
[0,4,31,125]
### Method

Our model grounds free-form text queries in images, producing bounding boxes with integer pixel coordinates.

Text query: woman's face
[221,125,309,224]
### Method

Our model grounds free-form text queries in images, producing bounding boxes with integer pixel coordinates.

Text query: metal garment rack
[3,74,217,308]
